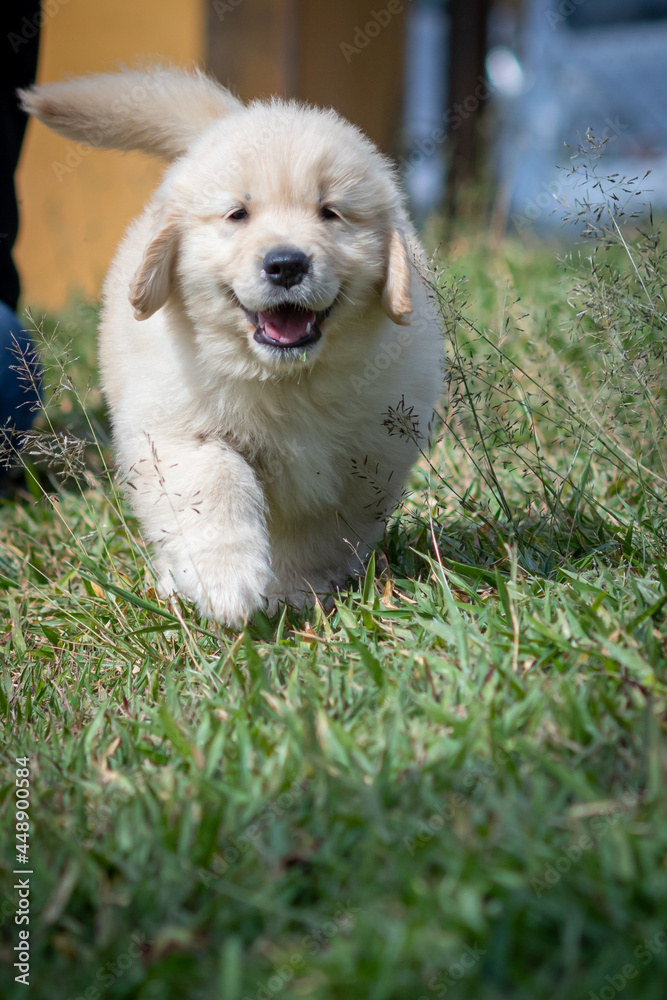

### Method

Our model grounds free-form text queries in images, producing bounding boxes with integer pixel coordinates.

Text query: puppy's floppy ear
[382,228,413,326]
[129,218,179,320]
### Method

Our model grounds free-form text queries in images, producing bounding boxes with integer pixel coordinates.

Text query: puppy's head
[129,100,413,375]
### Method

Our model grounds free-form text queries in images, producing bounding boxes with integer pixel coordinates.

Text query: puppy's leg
[124,434,271,627]
[266,509,379,612]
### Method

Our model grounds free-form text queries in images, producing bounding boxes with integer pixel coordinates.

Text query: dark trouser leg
[0,2,41,466]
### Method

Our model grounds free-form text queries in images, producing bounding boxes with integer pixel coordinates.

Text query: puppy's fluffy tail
[19,65,241,161]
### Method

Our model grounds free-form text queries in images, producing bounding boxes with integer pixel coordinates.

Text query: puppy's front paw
[156,550,271,628]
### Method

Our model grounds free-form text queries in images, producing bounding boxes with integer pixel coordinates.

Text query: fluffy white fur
[22,66,443,627]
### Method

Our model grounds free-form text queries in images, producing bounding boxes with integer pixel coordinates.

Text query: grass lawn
[2,172,667,999]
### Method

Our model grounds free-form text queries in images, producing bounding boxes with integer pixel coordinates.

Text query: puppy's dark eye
[320,206,340,221]
[227,208,249,221]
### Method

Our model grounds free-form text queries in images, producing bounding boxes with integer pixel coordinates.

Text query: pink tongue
[258,307,316,345]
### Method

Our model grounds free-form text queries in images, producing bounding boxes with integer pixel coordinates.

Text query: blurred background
[12,0,667,311]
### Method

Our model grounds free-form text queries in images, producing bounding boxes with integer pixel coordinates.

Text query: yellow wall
[207,0,405,156]
[15,0,205,312]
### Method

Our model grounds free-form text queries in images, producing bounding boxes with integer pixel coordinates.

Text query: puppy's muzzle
[263,248,310,289]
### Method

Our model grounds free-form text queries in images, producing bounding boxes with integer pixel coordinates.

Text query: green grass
[2,168,667,999]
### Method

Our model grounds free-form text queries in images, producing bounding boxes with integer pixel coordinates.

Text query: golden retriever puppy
[22,66,442,626]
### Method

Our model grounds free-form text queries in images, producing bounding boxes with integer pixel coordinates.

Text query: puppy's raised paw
[156,551,271,629]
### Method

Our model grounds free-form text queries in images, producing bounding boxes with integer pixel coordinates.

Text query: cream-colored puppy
[22,67,442,626]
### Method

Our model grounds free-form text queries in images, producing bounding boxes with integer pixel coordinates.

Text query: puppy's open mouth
[244,304,334,351]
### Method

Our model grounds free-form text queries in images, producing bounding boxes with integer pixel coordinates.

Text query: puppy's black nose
[263,248,310,288]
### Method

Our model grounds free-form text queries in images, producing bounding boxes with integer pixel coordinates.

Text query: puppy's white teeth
[306,322,312,334]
